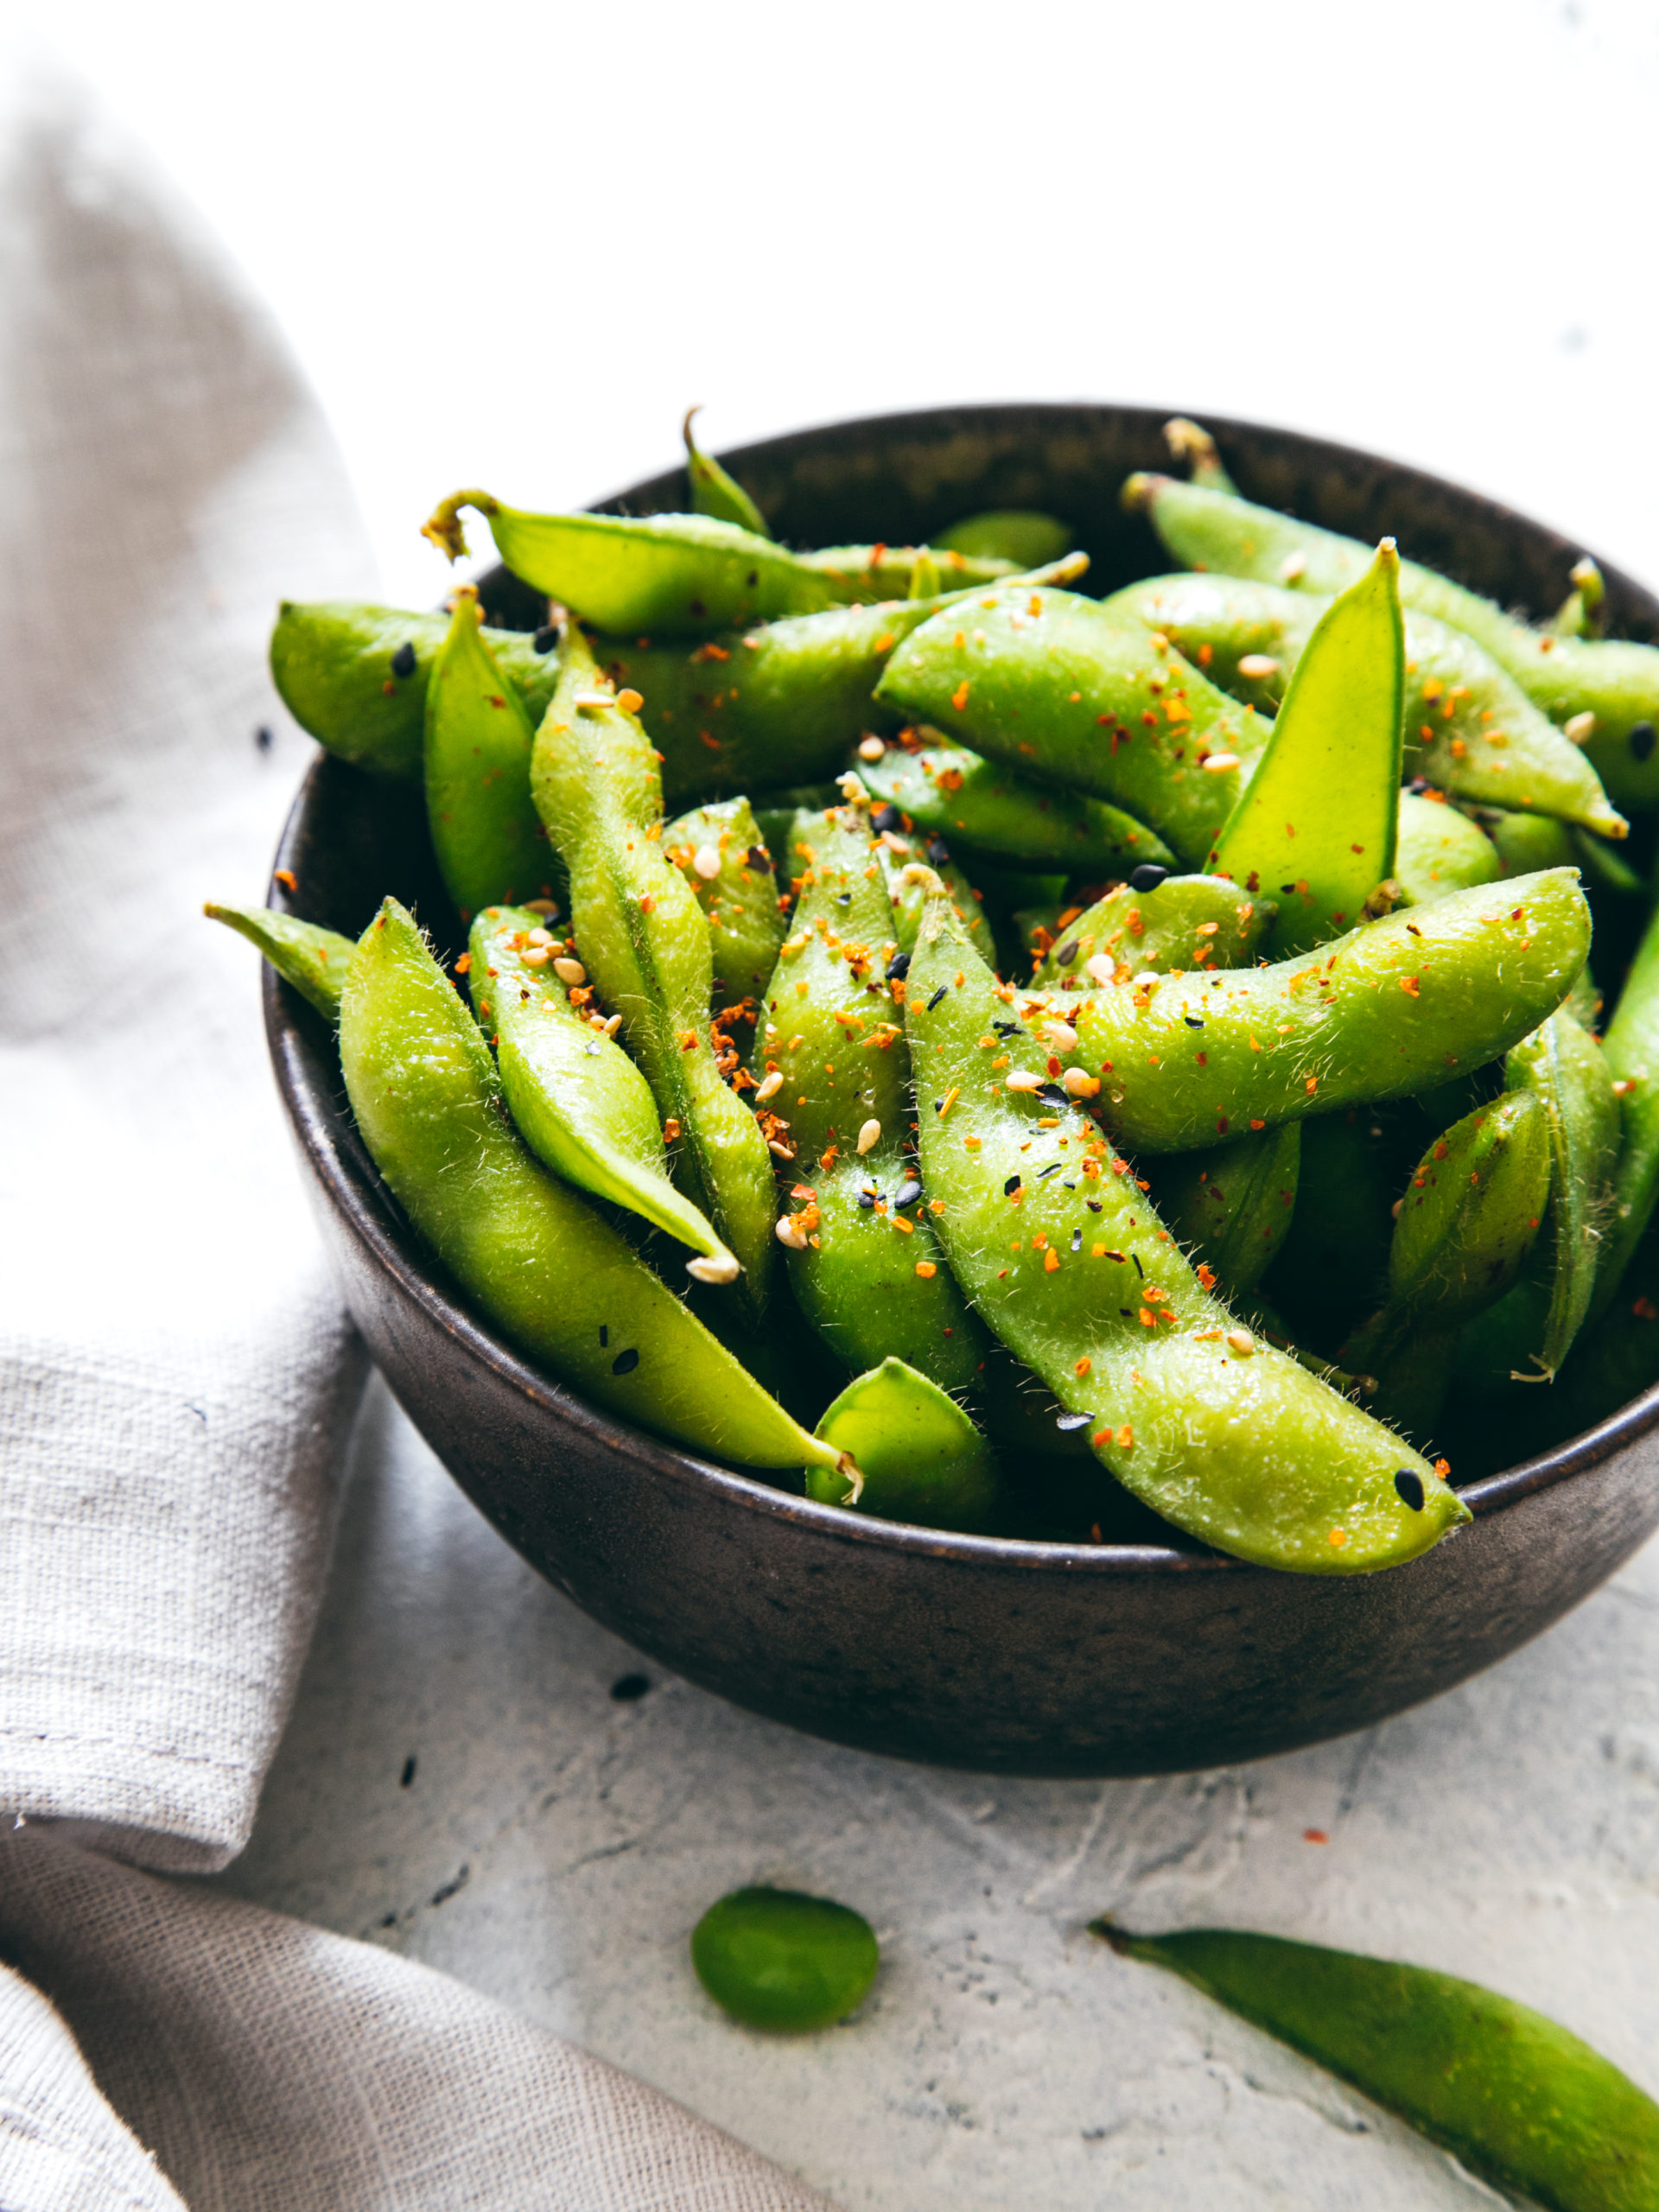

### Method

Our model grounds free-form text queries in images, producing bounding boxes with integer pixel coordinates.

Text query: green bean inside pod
[901,866,1463,1573]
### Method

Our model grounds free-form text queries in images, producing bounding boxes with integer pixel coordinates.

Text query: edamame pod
[1485,806,1577,877]
[1124,467,1656,819]
[794,543,1014,598]
[531,626,778,1313]
[858,738,1173,878]
[682,406,771,537]
[1505,1010,1619,1374]
[1261,1113,1408,1359]
[1151,1124,1300,1296]
[1210,543,1404,954]
[874,584,1265,866]
[932,510,1073,569]
[757,803,986,1389]
[871,830,997,966]
[662,797,786,1004]
[1108,572,1624,836]
[1031,873,1273,991]
[1549,556,1606,640]
[340,899,844,1474]
[205,901,355,1019]
[425,586,551,916]
[1040,869,1590,1155]
[270,600,561,783]
[1393,790,1501,905]
[468,906,734,1276]
[805,1357,1006,1532]
[900,871,1462,1572]
[1591,897,1659,1320]
[1095,1922,1659,2212]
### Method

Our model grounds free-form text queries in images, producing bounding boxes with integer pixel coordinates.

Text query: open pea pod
[859,739,1173,879]
[1209,544,1403,955]
[682,406,771,537]
[662,796,785,1005]
[1505,1009,1619,1376]
[805,1357,1006,1533]
[424,586,552,918]
[1095,1921,1659,2212]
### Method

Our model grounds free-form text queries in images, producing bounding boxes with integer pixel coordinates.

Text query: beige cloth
[0,69,834,2212]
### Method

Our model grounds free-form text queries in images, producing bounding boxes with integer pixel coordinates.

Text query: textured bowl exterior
[266,403,1659,1777]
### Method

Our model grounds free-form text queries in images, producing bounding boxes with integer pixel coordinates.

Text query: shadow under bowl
[266,400,1659,1777]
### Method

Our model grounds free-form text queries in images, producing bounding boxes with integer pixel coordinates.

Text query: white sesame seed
[753,1069,785,1102]
[775,1216,809,1249]
[692,843,722,879]
[1237,654,1280,680]
[1005,1071,1043,1093]
[552,956,586,985]
[1202,752,1242,773]
[1224,1328,1255,1356]
[1084,953,1116,985]
[1045,1020,1079,1052]
[856,1118,881,1154]
[685,1253,741,1284]
[858,735,886,761]
[1565,710,1597,745]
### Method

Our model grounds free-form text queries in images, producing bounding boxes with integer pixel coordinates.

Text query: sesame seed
[611,1348,640,1375]
[1394,1469,1426,1510]
[859,735,886,760]
[1237,653,1280,679]
[856,1118,881,1154]
[926,985,948,1011]
[390,640,417,679]
[552,956,586,985]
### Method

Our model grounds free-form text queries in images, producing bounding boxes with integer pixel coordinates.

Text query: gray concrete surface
[217,1376,1659,2208]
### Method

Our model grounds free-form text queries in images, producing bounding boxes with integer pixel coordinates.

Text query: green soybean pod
[793,542,1015,598]
[661,797,786,1005]
[902,868,1463,1574]
[682,405,771,537]
[805,1357,1006,1532]
[1095,1922,1659,2212]
[874,832,996,966]
[204,901,354,1020]
[270,601,562,783]
[531,626,778,1313]
[468,906,734,1278]
[1124,467,1659,817]
[1592,898,1659,1320]
[339,898,846,1477]
[1505,1010,1619,1374]
[1211,543,1405,953]
[1152,1123,1301,1297]
[858,738,1174,879]
[874,585,1265,868]
[1033,873,1273,991]
[932,510,1074,568]
[1393,791,1502,906]
[424,586,551,918]
[1549,556,1607,641]
[691,1888,879,2033]
[1046,869,1589,1156]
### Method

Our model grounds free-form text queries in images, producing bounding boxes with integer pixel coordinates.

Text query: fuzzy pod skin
[876,836,997,967]
[793,542,1014,598]
[1036,868,1590,1156]
[1033,874,1274,992]
[1096,1923,1659,2212]
[1151,1123,1301,1298]
[270,600,561,783]
[858,739,1174,878]
[1592,898,1659,1321]
[683,407,771,537]
[805,1357,1006,1532]
[1109,571,1625,836]
[874,585,1266,867]
[661,797,786,1006]
[1211,543,1405,956]
[932,510,1074,569]
[1393,791,1502,906]
[204,901,354,1020]
[467,907,731,1272]
[903,871,1463,1573]
[531,626,777,1315]
[1124,468,1653,823]
[424,588,553,918]
[1505,1011,1619,1375]
[756,807,986,1389]
[338,899,840,1473]
[1262,1112,1408,1359]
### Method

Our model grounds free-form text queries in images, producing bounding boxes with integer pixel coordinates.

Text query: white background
[32,0,1659,608]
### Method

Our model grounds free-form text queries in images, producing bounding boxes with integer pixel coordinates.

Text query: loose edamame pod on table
[1505,1009,1619,1375]
[339,898,847,1477]
[1094,1921,1659,2212]
[805,1357,1006,1531]
[902,868,1463,1573]
[531,625,778,1314]
[467,906,734,1276]
[204,901,355,1019]
[758,797,987,1391]
[1106,571,1626,836]
[270,600,561,783]
[1036,868,1590,1156]
[1209,543,1405,954]
[682,405,771,537]
[1032,870,1274,990]
[874,582,1266,867]
[424,585,551,918]
[661,797,786,1004]
[857,738,1174,879]
[1123,463,1659,820]
[691,1887,880,2033]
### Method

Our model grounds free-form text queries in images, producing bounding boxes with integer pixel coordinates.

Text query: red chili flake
[950,681,971,712]
[274,868,297,891]
[1196,1262,1217,1289]
[1635,1297,1659,1321]
[454,952,473,975]
[1303,1828,1329,1845]
[1400,976,1421,996]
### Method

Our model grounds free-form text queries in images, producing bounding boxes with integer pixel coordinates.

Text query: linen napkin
[0,69,834,2212]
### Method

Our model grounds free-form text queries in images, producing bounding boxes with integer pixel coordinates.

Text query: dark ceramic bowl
[267,403,1659,1777]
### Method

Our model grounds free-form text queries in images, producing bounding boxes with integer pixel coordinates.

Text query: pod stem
[421,489,499,564]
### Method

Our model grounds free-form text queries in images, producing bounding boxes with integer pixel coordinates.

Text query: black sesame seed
[857,1190,876,1209]
[1280,881,1298,895]
[994,1020,1026,1038]
[610,1672,650,1700]
[390,640,417,679]
[532,624,558,653]
[1038,1160,1063,1178]
[1071,1227,1083,1252]
[400,1755,417,1787]
[872,804,900,832]
[926,984,948,1011]
[927,838,951,866]
[1055,1411,1093,1432]
[836,891,852,906]
[1630,720,1656,763]
[746,570,759,587]
[254,723,273,752]
[1038,1084,1068,1106]
[1129,863,1169,892]
[1184,1015,1205,1029]
[1120,1307,1134,1317]
[600,1325,609,1347]
[1055,941,1079,966]
[612,1347,640,1375]
[747,844,773,873]
[895,1179,923,1207]
[1394,1468,1426,1511]
[1132,1254,1144,1277]
[887,951,912,981]
[1004,1174,1022,1195]
[1062,1179,1076,1190]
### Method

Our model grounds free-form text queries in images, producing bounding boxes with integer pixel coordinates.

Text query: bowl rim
[268,396,1659,1581]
